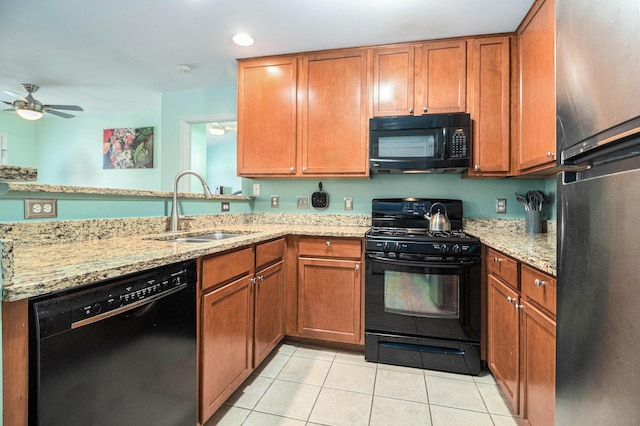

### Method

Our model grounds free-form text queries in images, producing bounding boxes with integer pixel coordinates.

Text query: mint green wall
[160,86,237,191]
[0,114,39,166]
[244,176,556,219]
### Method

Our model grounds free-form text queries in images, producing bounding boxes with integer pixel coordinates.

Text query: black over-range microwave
[369,113,471,174]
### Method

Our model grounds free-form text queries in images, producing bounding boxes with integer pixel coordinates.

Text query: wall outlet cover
[270,195,279,208]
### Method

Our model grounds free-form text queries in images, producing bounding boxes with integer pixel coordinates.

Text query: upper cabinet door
[237,57,298,176]
[299,49,369,176]
[517,0,556,173]
[418,40,467,114]
[468,36,512,176]
[372,45,416,117]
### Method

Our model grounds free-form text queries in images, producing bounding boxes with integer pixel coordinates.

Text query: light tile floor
[205,341,518,426]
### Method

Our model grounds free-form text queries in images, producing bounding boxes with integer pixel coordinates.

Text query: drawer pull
[326,241,331,247]
[494,257,503,263]
[534,278,546,287]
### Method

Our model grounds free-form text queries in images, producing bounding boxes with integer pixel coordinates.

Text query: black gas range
[364,198,482,375]
[365,198,480,257]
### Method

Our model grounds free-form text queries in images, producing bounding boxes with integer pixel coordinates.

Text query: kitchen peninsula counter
[464,218,556,276]
[0,213,369,302]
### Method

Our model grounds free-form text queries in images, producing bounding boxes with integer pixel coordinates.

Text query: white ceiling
[0,0,534,115]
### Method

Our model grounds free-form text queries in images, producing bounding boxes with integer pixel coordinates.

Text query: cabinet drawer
[256,238,285,269]
[202,247,254,291]
[521,264,556,316]
[298,237,361,259]
[487,248,519,289]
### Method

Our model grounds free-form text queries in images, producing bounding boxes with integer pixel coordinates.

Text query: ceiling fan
[2,83,83,120]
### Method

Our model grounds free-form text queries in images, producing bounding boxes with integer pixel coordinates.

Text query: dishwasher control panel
[72,262,193,322]
[31,260,196,337]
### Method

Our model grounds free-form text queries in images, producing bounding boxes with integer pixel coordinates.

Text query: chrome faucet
[169,170,213,232]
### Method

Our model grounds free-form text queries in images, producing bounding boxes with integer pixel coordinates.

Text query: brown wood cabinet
[200,268,253,422]
[199,239,285,424]
[467,36,512,176]
[296,237,363,344]
[299,49,369,176]
[253,239,285,366]
[519,264,556,426]
[516,0,556,173]
[487,263,520,412]
[485,247,556,424]
[237,56,297,176]
[372,40,466,117]
[237,49,369,178]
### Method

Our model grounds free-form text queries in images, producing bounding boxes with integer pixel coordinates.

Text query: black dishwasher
[28,260,197,426]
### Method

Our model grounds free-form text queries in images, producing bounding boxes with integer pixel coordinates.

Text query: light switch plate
[344,196,353,211]
[297,196,309,209]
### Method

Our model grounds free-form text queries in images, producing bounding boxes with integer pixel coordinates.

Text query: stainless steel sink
[157,232,246,243]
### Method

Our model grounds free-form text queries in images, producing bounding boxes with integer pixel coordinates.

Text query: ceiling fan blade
[46,109,75,118]
[3,90,27,102]
[45,104,84,111]
[2,100,12,106]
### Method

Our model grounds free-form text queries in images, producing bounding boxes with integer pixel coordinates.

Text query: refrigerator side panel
[557,163,640,425]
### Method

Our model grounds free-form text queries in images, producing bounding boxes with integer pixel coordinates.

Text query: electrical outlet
[24,199,58,219]
[221,202,230,212]
[252,183,261,196]
[297,196,309,209]
[344,196,353,211]
[495,198,507,214]
[270,195,279,208]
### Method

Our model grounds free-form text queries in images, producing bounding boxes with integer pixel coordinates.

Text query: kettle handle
[428,202,448,216]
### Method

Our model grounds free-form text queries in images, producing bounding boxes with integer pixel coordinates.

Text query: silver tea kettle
[424,202,451,231]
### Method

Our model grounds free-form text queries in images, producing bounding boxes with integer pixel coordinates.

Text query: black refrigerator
[556,0,640,424]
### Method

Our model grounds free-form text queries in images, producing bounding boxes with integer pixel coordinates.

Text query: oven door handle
[366,253,479,268]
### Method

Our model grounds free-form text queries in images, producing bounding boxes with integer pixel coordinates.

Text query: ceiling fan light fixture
[16,104,43,120]
[232,33,254,47]
[208,125,225,136]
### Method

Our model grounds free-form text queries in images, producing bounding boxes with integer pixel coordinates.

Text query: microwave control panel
[449,128,468,158]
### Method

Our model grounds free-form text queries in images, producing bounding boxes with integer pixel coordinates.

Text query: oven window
[378,135,435,158]
[384,270,459,319]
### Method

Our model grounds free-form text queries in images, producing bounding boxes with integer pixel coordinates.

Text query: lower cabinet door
[200,275,253,423]
[520,300,556,426]
[487,274,520,413]
[297,257,362,343]
[253,261,285,366]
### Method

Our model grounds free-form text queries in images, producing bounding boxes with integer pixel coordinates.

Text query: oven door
[365,253,481,342]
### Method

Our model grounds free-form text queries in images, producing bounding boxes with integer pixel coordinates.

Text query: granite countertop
[1,215,557,302]
[0,214,370,301]
[464,218,557,276]
[0,165,37,182]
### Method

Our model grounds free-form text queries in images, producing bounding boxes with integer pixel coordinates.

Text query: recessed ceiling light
[176,64,192,73]
[232,33,254,47]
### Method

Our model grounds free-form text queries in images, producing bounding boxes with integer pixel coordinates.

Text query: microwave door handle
[441,128,447,159]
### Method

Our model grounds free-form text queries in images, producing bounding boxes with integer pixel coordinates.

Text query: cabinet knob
[547,152,555,158]
[534,278,546,287]
[409,107,414,114]
[507,296,517,303]
[515,304,524,310]
[474,165,480,171]
[326,241,331,247]
[422,106,428,113]
[258,275,264,282]
[494,257,503,263]
[250,277,257,284]
[302,166,306,172]
[355,263,360,270]
[290,166,295,172]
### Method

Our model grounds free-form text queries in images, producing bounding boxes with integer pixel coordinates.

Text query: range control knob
[394,242,402,251]
[440,244,450,253]
[451,244,462,254]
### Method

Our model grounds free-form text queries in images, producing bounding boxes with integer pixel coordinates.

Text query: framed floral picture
[103,127,154,169]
